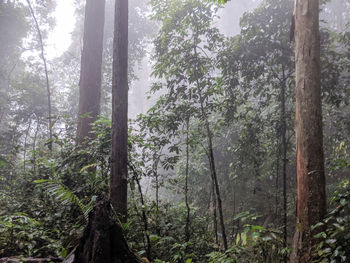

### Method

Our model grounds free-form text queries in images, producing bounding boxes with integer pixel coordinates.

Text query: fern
[35,179,93,222]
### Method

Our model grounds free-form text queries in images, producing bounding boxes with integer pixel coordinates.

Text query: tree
[76,0,106,143]
[110,0,129,221]
[290,0,327,262]
[150,0,228,249]
[26,0,53,151]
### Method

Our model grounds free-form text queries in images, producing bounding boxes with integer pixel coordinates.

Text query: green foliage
[127,198,214,262]
[0,213,61,257]
[0,116,111,257]
[206,211,290,262]
[207,223,288,263]
[314,180,350,262]
[0,0,349,261]
[35,179,94,222]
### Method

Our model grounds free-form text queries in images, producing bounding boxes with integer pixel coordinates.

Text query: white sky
[46,1,76,59]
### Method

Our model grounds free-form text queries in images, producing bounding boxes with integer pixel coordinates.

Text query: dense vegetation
[0,0,349,262]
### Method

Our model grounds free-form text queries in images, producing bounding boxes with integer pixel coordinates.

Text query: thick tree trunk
[63,198,141,263]
[290,0,327,262]
[110,0,129,221]
[76,0,105,143]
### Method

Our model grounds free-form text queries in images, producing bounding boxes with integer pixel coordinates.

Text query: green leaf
[150,234,161,243]
[0,159,6,168]
[251,225,263,231]
[80,163,97,173]
[315,232,327,239]
[326,239,337,245]
[312,221,325,230]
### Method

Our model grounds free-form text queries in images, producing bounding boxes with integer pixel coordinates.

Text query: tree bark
[110,0,129,222]
[63,198,141,263]
[210,180,218,245]
[290,0,327,261]
[76,0,105,143]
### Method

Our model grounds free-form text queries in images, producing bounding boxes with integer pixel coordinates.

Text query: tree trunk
[210,180,218,245]
[32,115,40,176]
[76,0,105,143]
[23,119,32,173]
[110,0,128,222]
[26,0,53,152]
[153,154,160,231]
[280,66,287,248]
[198,89,228,250]
[129,163,151,260]
[275,135,280,217]
[290,0,327,261]
[63,198,141,263]
[184,118,191,242]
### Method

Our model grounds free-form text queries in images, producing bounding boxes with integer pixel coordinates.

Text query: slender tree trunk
[32,116,40,176]
[275,136,280,216]
[198,89,228,250]
[110,0,129,222]
[76,0,105,143]
[23,119,32,173]
[210,180,218,245]
[135,176,151,260]
[290,0,327,261]
[129,164,151,260]
[153,156,160,235]
[155,169,159,212]
[26,0,53,152]
[231,183,236,240]
[192,17,227,250]
[281,66,288,248]
[184,118,191,242]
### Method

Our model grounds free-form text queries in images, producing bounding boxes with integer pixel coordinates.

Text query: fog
[0,0,349,260]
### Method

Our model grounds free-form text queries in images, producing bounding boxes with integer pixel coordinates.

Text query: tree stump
[63,198,142,263]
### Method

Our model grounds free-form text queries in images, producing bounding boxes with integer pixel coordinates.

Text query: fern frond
[35,179,92,222]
